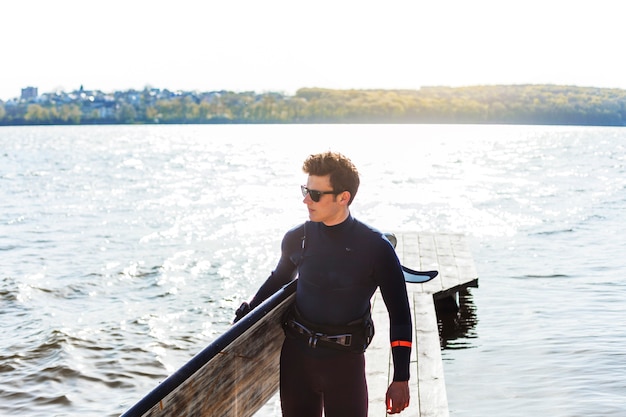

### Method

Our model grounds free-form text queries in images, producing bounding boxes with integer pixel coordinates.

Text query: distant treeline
[2,85,626,126]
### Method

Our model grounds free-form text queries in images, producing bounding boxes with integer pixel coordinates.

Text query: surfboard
[120,279,296,417]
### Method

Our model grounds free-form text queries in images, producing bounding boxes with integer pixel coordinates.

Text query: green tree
[155,99,182,122]
[59,104,82,124]
[25,104,50,123]
[117,104,137,123]
[145,106,159,122]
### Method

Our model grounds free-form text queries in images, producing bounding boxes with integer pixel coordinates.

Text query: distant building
[21,86,38,100]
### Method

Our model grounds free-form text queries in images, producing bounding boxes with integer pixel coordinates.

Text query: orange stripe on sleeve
[390,340,412,348]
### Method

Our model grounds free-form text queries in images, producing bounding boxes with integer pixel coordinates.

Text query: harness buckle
[286,316,359,349]
[308,333,322,348]
[326,334,352,346]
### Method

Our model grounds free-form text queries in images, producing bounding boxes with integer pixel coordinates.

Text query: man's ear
[339,191,351,205]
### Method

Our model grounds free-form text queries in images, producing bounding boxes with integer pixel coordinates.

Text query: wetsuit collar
[321,214,355,232]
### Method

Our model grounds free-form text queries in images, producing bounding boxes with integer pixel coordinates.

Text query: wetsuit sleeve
[376,238,412,382]
[248,226,302,309]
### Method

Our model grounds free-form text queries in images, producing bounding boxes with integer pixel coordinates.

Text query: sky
[2,0,624,101]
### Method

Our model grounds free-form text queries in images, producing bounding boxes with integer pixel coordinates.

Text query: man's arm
[376,237,413,413]
[233,225,302,322]
[377,240,413,380]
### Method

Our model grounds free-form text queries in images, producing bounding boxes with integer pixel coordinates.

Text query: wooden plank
[433,235,460,293]
[413,293,449,417]
[366,291,392,417]
[417,234,439,272]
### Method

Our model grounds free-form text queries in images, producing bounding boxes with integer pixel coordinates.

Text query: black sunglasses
[301,185,337,202]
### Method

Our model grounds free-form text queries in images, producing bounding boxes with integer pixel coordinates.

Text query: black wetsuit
[250,215,412,417]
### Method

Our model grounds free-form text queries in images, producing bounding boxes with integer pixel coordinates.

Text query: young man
[235,151,412,416]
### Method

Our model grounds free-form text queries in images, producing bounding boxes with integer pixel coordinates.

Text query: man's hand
[386,380,410,414]
[233,302,251,324]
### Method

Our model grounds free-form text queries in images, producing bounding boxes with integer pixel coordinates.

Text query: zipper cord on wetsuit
[299,222,306,267]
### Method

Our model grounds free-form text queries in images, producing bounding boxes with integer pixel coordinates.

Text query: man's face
[303,174,349,226]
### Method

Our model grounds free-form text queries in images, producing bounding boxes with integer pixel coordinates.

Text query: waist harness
[282,305,375,353]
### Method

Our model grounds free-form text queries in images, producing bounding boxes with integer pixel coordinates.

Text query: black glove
[233,301,251,323]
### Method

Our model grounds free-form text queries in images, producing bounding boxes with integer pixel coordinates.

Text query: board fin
[402,266,438,283]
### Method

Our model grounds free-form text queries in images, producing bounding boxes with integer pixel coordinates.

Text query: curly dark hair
[302,151,360,205]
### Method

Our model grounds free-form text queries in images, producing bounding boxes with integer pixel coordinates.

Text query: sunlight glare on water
[1,124,625,416]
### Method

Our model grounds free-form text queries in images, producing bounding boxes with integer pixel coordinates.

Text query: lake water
[1,124,625,416]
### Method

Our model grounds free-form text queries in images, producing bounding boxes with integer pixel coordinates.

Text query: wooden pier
[365,232,479,417]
